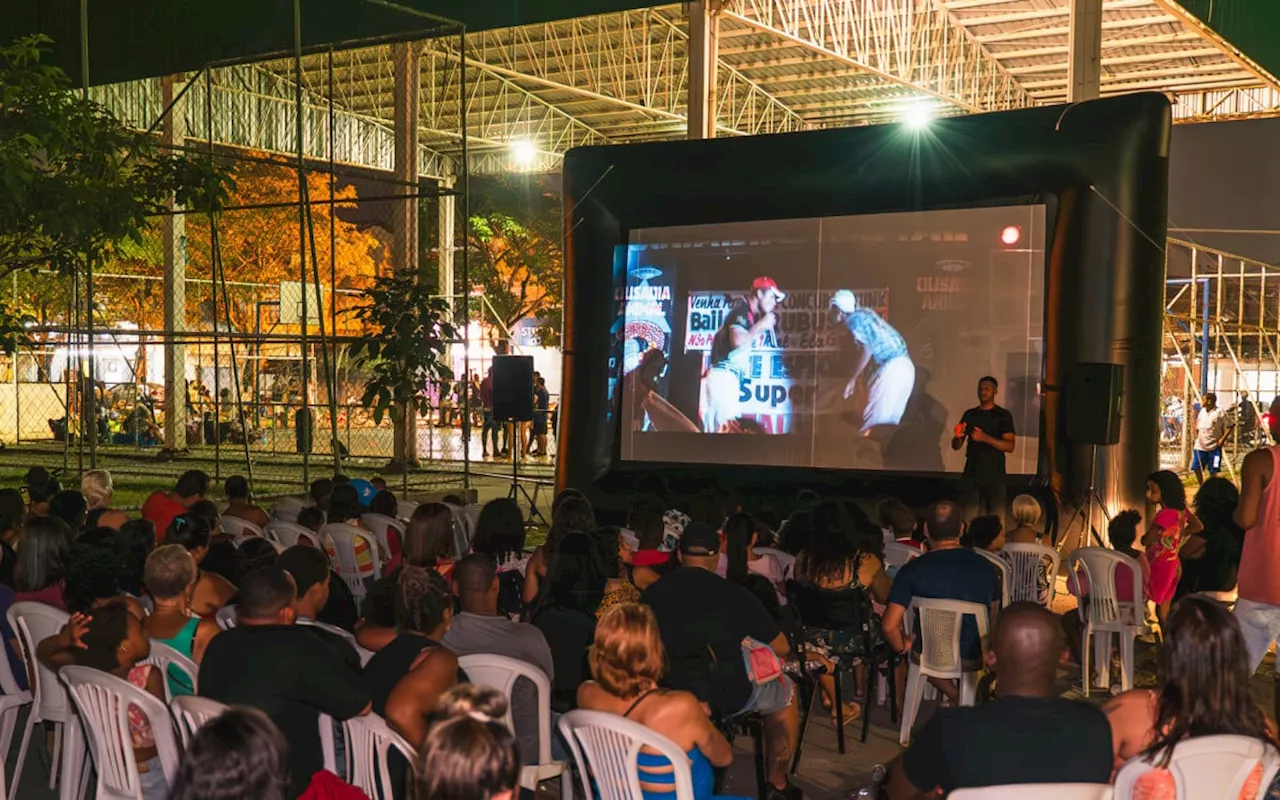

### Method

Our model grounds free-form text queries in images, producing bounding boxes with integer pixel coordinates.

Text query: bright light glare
[1001,225,1022,246]
[511,140,538,166]
[903,105,932,130]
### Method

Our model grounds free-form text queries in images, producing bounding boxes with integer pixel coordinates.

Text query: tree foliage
[467,176,562,346]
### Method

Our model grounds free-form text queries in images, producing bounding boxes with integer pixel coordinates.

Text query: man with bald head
[887,603,1112,798]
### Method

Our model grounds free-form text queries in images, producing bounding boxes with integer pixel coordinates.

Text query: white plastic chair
[214,605,238,630]
[899,597,990,746]
[59,665,182,800]
[170,695,228,748]
[272,496,309,523]
[360,513,405,561]
[559,709,694,800]
[458,653,570,795]
[974,548,1012,608]
[1113,735,1279,799]
[0,614,30,799]
[321,523,382,605]
[950,785,1113,799]
[396,500,419,521]
[7,601,77,797]
[266,520,322,549]
[141,640,199,702]
[1001,542,1061,607]
[298,619,375,667]
[220,516,264,539]
[883,542,922,572]
[342,712,418,800]
[1066,547,1147,697]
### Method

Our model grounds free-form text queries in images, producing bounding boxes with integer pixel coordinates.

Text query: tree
[348,273,455,468]
[0,34,230,349]
[466,176,562,347]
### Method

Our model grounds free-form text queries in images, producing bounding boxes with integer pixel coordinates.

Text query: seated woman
[38,602,169,800]
[523,490,595,605]
[628,495,676,592]
[1176,477,1244,600]
[577,603,744,800]
[363,566,460,747]
[530,531,606,713]
[471,498,529,617]
[142,545,221,697]
[716,513,785,603]
[13,515,73,609]
[188,499,238,582]
[357,502,457,650]
[416,686,521,800]
[1106,595,1276,794]
[63,527,148,619]
[1006,494,1044,545]
[81,469,129,530]
[596,526,639,620]
[166,513,237,618]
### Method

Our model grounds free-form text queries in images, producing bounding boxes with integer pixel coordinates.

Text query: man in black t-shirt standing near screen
[952,375,1017,522]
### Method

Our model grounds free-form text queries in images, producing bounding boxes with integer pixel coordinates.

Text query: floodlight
[511,140,538,166]
[903,105,932,130]
[1001,225,1022,246]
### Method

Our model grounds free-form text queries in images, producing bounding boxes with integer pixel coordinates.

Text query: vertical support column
[161,75,187,451]
[688,1,720,140]
[1067,0,1103,102]
[393,41,421,465]
[438,176,456,300]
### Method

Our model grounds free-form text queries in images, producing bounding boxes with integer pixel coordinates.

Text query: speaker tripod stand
[504,420,547,527]
[1062,443,1111,550]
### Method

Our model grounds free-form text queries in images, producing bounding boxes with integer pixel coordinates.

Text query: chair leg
[860,657,876,744]
[1094,631,1112,692]
[887,655,899,725]
[833,666,846,755]
[1119,632,1136,692]
[8,713,34,800]
[790,678,819,775]
[752,721,767,800]
[959,672,978,707]
[1080,627,1092,698]
[899,665,923,747]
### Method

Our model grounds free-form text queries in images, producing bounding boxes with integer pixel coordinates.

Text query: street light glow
[903,105,932,130]
[511,140,538,166]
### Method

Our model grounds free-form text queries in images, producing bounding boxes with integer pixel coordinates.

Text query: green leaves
[0,35,232,280]
[347,273,456,428]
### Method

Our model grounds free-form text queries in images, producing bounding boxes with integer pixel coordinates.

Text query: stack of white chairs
[220,516,264,539]
[559,710,691,800]
[1066,547,1147,696]
[899,597,990,746]
[458,654,571,797]
[7,602,79,797]
[342,712,418,800]
[1001,542,1061,607]
[1113,735,1280,799]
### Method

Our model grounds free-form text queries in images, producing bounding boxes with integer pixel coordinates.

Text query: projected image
[617,205,1045,474]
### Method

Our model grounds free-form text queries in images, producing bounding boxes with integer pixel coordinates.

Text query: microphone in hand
[953,422,967,440]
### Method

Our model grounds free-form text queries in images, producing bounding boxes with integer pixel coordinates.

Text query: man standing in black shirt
[701,276,784,433]
[952,375,1016,522]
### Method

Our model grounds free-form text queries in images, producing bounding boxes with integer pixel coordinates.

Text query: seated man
[643,521,801,800]
[881,500,1000,705]
[887,603,1113,797]
[198,566,370,797]
[141,469,209,544]
[222,475,270,530]
[442,553,556,762]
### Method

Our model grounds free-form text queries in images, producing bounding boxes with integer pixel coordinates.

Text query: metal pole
[1200,275,1210,396]
[459,26,471,492]
[80,0,96,468]
[208,74,222,481]
[329,46,340,440]
[11,273,18,447]
[294,0,311,490]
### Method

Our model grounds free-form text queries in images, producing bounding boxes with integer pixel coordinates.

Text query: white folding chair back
[214,605,238,630]
[755,547,796,582]
[458,653,569,793]
[169,695,229,748]
[452,503,481,557]
[1066,547,1147,696]
[396,500,419,521]
[899,598,989,746]
[271,496,309,523]
[1113,735,1278,800]
[220,516,264,539]
[559,709,695,800]
[974,549,1012,608]
[1001,542,1061,607]
[266,520,322,549]
[342,712,418,800]
[883,542,922,571]
[7,601,75,796]
[298,619,376,666]
[950,784,1113,799]
[321,523,382,603]
[360,513,405,560]
[141,640,199,702]
[59,665,181,800]
[0,607,30,799]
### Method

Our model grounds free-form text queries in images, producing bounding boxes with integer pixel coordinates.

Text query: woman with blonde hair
[81,469,129,530]
[577,603,744,800]
[1006,493,1044,544]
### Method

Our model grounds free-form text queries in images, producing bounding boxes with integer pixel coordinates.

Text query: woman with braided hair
[363,566,462,747]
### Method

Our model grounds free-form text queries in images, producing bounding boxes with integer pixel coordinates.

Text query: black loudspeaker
[1066,362,1124,445]
[492,355,535,422]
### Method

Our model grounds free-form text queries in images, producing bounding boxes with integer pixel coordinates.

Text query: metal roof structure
[83,0,1280,176]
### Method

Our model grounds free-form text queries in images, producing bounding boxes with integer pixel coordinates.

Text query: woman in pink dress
[1142,470,1202,629]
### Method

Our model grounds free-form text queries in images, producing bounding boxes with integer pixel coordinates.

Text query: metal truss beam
[723,0,1035,113]
[1006,47,1220,75]
[951,0,1152,28]
[973,15,1174,44]
[1149,0,1280,93]
[1172,85,1280,123]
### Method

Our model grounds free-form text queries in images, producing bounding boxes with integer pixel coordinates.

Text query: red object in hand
[954,422,967,439]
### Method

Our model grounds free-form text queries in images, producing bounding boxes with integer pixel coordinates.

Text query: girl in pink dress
[1142,470,1202,630]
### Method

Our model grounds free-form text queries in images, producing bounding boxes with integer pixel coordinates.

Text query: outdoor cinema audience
[165,512,238,617]
[141,469,209,543]
[142,544,221,697]
[222,473,270,530]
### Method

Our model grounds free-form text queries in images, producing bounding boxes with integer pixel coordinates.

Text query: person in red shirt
[141,470,209,543]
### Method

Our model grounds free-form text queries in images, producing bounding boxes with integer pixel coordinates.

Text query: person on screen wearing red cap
[701,276,784,434]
